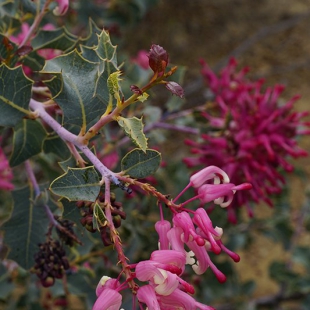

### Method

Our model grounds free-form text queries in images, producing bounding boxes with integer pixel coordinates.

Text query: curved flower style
[0,143,14,191]
[184,58,310,222]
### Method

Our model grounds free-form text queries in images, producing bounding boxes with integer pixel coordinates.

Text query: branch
[29,99,120,186]
[24,160,58,226]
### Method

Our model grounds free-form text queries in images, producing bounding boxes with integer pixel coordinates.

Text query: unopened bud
[148,44,169,74]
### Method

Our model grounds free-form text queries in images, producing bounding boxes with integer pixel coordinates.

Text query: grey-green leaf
[41,50,105,131]
[50,166,100,201]
[31,27,77,53]
[121,148,161,178]
[0,64,33,127]
[2,186,49,270]
[10,119,47,167]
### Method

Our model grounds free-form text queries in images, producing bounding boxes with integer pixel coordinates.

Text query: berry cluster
[78,193,126,246]
[33,238,69,287]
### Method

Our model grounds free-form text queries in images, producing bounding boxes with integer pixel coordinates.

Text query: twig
[19,0,53,48]
[24,160,58,226]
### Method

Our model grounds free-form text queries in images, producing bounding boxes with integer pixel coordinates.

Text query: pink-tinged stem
[24,160,58,226]
[19,0,53,48]
[29,99,119,185]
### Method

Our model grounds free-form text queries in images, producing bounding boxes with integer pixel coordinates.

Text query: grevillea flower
[168,208,240,282]
[184,58,310,222]
[93,277,122,310]
[136,249,214,309]
[0,143,14,191]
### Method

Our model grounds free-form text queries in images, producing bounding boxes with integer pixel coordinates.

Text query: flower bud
[165,81,184,98]
[148,44,169,74]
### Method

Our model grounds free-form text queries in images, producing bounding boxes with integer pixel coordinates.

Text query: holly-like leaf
[10,119,47,167]
[121,148,161,178]
[31,27,77,53]
[43,135,71,159]
[58,155,78,172]
[50,167,100,201]
[94,29,120,113]
[95,29,118,67]
[20,50,45,71]
[2,186,49,270]
[0,64,33,127]
[60,198,83,229]
[117,116,148,152]
[41,50,105,132]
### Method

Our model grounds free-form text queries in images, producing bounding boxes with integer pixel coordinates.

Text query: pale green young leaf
[117,116,148,152]
[92,202,107,231]
[121,148,161,178]
[2,186,49,270]
[10,119,47,167]
[50,167,100,201]
[41,50,105,131]
[0,65,33,127]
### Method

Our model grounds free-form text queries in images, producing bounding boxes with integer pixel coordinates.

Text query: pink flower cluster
[93,166,251,309]
[0,143,14,191]
[184,58,310,222]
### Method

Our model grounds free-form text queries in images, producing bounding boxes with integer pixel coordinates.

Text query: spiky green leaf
[121,148,161,178]
[10,119,47,167]
[41,50,105,132]
[50,167,100,201]
[0,64,33,127]
[2,186,49,270]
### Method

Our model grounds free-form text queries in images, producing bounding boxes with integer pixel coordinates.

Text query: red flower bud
[148,44,169,74]
[165,81,184,98]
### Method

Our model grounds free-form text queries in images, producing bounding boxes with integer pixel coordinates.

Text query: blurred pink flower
[53,0,69,16]
[131,50,150,70]
[184,58,310,222]
[0,143,14,191]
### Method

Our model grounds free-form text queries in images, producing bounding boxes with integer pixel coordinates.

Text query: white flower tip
[214,226,223,238]
[99,275,111,286]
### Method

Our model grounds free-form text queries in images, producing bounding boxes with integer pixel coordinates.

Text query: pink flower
[198,182,252,208]
[53,0,69,16]
[190,165,230,187]
[173,165,251,209]
[184,58,310,221]
[0,143,14,191]
[93,277,122,310]
[137,285,161,310]
[155,220,171,250]
[131,50,150,70]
